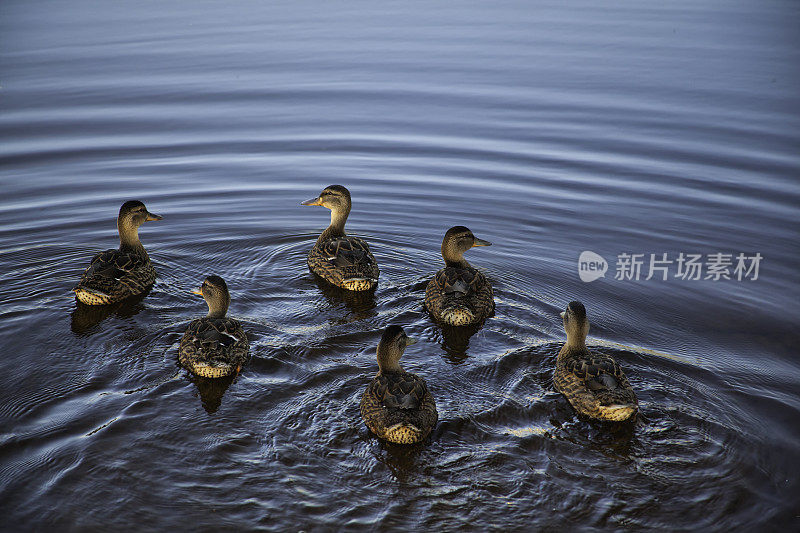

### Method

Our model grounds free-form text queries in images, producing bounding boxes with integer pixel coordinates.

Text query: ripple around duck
[1,175,797,529]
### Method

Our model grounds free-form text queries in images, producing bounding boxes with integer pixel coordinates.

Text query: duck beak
[146,211,163,221]
[405,337,418,346]
[191,287,203,296]
[560,311,566,318]
[473,237,492,247]
[301,196,323,206]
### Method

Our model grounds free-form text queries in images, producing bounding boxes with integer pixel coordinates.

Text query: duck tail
[384,422,423,444]
[73,287,113,306]
[341,277,378,291]
[441,306,475,326]
[601,403,638,422]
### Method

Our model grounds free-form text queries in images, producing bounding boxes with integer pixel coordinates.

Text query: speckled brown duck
[300,185,379,291]
[554,301,638,422]
[360,325,438,444]
[425,226,494,326]
[73,200,162,305]
[179,276,249,378]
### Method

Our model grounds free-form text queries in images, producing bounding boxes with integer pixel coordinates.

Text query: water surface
[1,0,799,530]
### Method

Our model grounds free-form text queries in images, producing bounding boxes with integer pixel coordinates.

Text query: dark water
[2,0,799,530]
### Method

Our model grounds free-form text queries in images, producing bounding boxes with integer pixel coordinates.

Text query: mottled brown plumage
[179,276,249,378]
[425,226,494,326]
[360,326,438,444]
[74,200,162,305]
[301,185,379,291]
[553,301,638,421]
[307,235,378,291]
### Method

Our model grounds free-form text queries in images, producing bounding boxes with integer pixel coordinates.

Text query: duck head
[117,200,161,251]
[441,225,491,267]
[301,184,351,211]
[192,275,231,318]
[376,325,417,373]
[561,300,589,348]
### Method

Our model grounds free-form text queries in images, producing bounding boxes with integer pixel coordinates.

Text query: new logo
[578,251,608,282]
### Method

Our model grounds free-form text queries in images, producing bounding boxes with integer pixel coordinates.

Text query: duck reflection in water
[188,373,236,415]
[70,288,150,335]
[312,273,377,322]
[437,323,483,364]
[549,412,638,457]
[371,438,429,483]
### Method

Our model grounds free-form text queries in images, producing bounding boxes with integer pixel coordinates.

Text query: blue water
[1,0,799,529]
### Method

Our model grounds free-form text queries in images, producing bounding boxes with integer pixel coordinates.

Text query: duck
[425,226,494,326]
[179,276,249,378]
[553,301,638,421]
[360,325,438,444]
[73,200,162,305]
[300,185,379,291]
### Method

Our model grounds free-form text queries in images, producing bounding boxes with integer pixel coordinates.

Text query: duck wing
[182,317,248,353]
[75,249,155,298]
[566,354,633,397]
[434,266,482,297]
[179,317,249,378]
[425,266,494,325]
[83,249,146,279]
[309,236,380,285]
[321,237,376,268]
[367,371,429,410]
[361,371,438,443]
